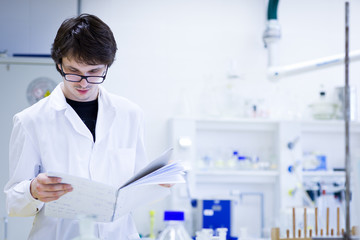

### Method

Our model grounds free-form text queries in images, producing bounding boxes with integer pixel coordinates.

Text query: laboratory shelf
[0,56,53,65]
[302,171,345,181]
[170,117,360,211]
[302,171,345,177]
[194,170,279,184]
[301,120,360,133]
[174,117,360,132]
[174,116,279,132]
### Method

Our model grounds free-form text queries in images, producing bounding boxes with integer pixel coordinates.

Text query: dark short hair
[51,14,117,74]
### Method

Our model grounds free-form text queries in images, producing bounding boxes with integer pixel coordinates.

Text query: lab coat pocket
[108,148,136,187]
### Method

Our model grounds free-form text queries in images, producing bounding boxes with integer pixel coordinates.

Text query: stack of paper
[45,148,185,222]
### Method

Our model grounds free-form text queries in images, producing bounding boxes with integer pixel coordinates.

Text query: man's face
[59,57,107,102]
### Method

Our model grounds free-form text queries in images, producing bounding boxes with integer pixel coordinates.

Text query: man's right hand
[30,173,73,202]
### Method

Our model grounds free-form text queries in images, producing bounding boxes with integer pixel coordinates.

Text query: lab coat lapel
[50,83,94,141]
[64,107,93,140]
[95,86,116,143]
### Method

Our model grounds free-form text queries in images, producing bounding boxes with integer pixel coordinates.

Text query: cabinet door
[0,61,60,239]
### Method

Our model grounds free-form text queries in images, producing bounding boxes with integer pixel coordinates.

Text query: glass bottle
[157,211,192,240]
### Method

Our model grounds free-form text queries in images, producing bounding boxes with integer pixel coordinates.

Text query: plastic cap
[164,211,184,221]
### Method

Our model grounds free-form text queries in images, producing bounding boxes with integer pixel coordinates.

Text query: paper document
[44,148,185,222]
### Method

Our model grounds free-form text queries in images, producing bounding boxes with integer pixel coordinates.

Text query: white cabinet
[170,117,360,236]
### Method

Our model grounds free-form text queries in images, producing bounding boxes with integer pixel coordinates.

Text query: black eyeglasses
[60,64,108,84]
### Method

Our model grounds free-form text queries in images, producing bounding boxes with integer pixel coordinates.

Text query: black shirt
[66,98,98,142]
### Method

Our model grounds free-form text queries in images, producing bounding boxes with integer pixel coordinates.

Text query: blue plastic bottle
[157,211,192,240]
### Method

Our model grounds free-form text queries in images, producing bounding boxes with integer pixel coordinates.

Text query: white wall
[1,0,360,237]
[80,0,360,160]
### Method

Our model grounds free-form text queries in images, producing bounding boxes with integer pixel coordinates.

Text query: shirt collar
[50,83,107,111]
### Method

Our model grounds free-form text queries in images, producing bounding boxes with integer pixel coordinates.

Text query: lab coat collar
[49,83,67,111]
[49,83,116,143]
[96,85,116,143]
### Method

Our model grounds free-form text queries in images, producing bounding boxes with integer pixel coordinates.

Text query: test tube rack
[271,207,359,240]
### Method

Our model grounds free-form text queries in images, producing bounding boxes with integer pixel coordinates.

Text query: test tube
[326,208,329,236]
[304,208,307,238]
[337,207,340,236]
[293,208,296,238]
[315,207,318,236]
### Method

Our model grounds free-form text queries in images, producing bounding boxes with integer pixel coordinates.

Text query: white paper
[120,148,174,188]
[113,184,171,220]
[44,148,185,222]
[45,172,117,222]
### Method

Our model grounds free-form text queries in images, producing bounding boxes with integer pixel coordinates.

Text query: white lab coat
[4,83,148,240]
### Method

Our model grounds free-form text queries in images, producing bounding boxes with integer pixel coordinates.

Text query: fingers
[35,189,71,202]
[33,183,73,203]
[159,183,174,188]
[30,173,73,203]
[39,181,72,192]
[38,174,62,184]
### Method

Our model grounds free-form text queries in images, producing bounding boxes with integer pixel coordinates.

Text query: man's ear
[56,63,63,75]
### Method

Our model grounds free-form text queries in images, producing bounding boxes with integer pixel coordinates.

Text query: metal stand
[344,2,351,240]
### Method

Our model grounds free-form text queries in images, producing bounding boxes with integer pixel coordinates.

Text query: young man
[4,14,149,239]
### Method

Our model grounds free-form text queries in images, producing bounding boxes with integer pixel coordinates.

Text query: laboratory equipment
[196,229,214,240]
[0,50,8,57]
[302,153,327,171]
[267,50,360,80]
[272,207,358,240]
[157,211,192,240]
[150,210,156,239]
[263,0,360,80]
[237,156,252,170]
[216,228,228,240]
[196,228,228,240]
[309,90,338,120]
[202,200,231,240]
[264,2,356,235]
[344,3,352,236]
[263,0,281,66]
[335,86,357,121]
[227,151,238,169]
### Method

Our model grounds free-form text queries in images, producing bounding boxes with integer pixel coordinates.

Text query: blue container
[164,211,185,221]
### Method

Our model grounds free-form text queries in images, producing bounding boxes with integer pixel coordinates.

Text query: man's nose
[79,77,89,88]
